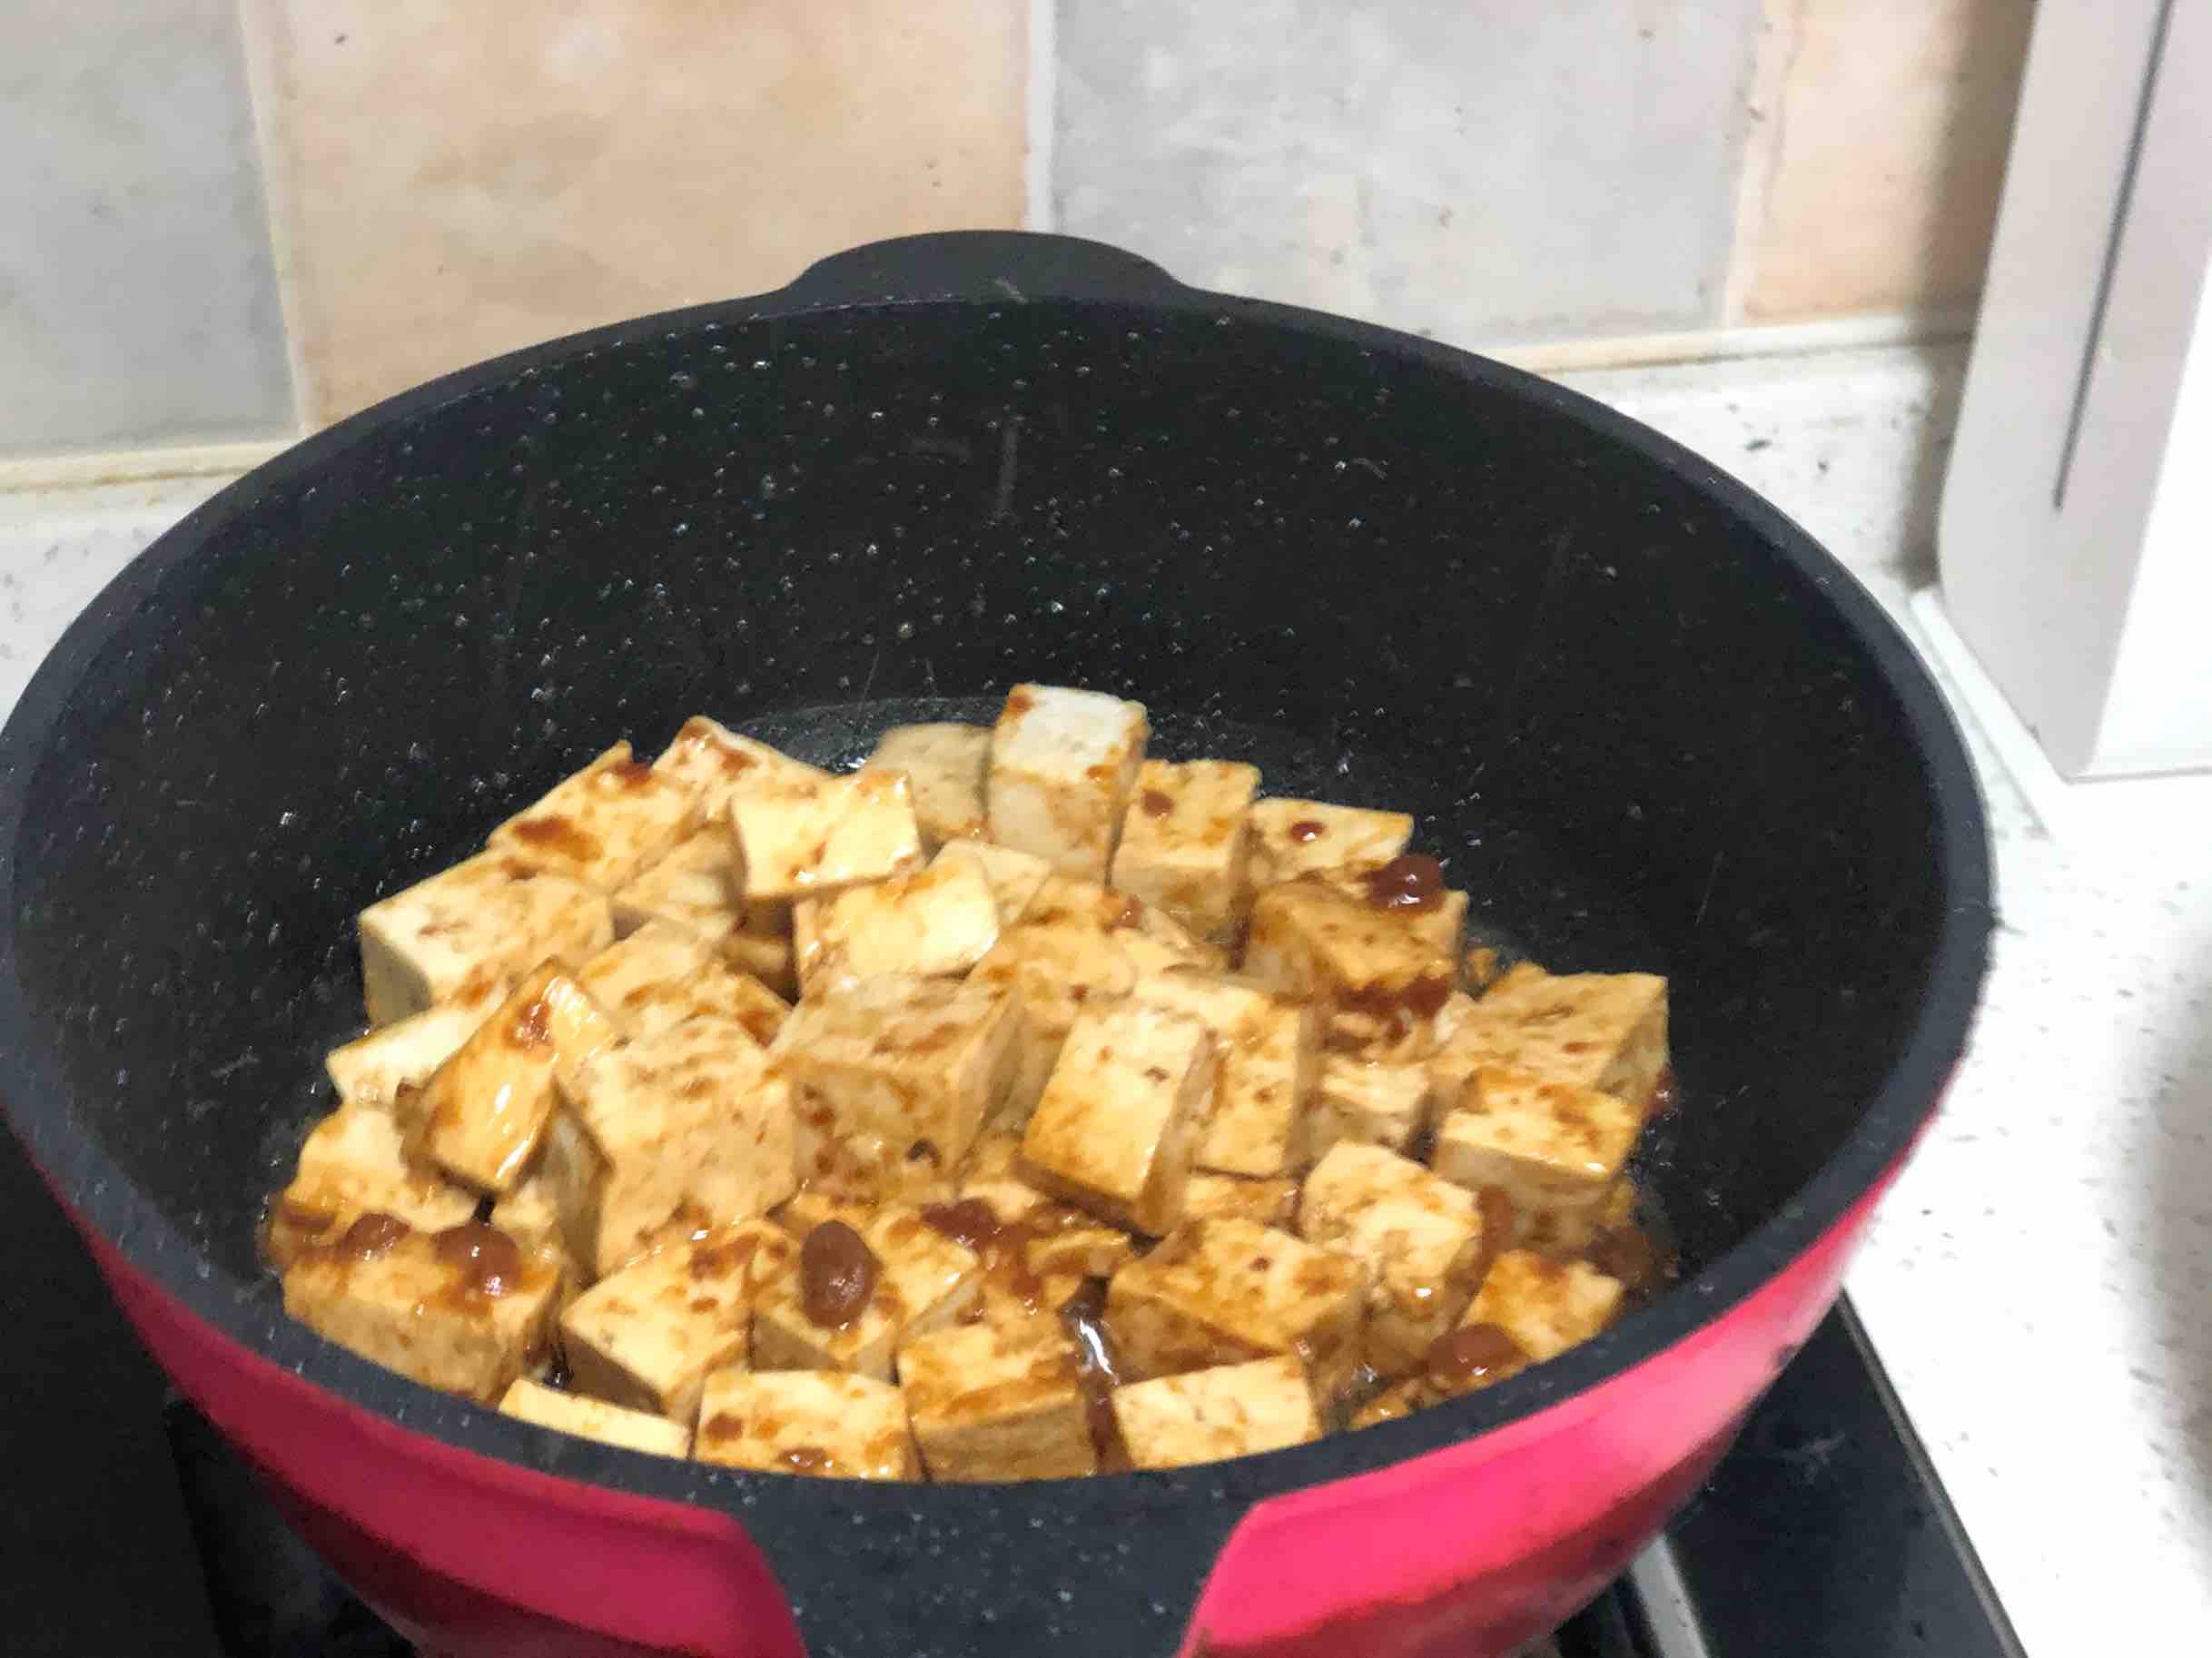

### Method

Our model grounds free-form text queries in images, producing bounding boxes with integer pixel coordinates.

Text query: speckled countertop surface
[5,343,2209,1655]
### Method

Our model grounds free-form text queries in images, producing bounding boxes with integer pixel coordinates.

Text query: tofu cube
[1104,1218,1369,1406]
[1023,1215,1141,1281]
[1432,1067,1645,1238]
[899,1320,1097,1481]
[418,963,621,1195]
[1111,1357,1321,1469]
[751,1206,983,1379]
[1020,1000,1219,1236]
[970,875,1215,1122]
[575,920,788,1048]
[1299,1143,1499,1373]
[559,1222,797,1423]
[985,684,1150,879]
[281,1220,561,1401]
[1243,882,1454,1059]
[263,1105,478,1268]
[773,975,1025,1184]
[489,743,700,891]
[727,769,923,901]
[609,824,797,996]
[695,1368,918,1480]
[1463,1249,1625,1363]
[1181,1172,1298,1229]
[1247,798,1413,888]
[1304,1054,1434,1163]
[932,838,1053,924]
[1428,969,1670,1110]
[357,850,612,1027]
[324,973,509,1110]
[792,855,1002,995]
[1313,870,1469,963]
[864,723,991,850]
[556,1017,799,1275]
[1135,971,1318,1179]
[499,1378,692,1459]
[652,716,829,814]
[488,1172,580,1302]
[1112,759,1260,943]
[956,1130,1051,1222]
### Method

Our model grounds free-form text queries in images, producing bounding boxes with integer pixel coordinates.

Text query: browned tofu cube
[899,1320,1097,1481]
[558,1222,796,1423]
[1111,1356,1321,1469]
[652,716,829,814]
[985,684,1150,879]
[864,723,991,850]
[695,1368,918,1479]
[792,855,1002,995]
[773,974,1023,1188]
[324,973,509,1110]
[1348,1375,1440,1430]
[1432,1067,1644,1239]
[1020,1000,1218,1235]
[417,963,621,1195]
[932,838,1053,924]
[728,769,923,900]
[282,1219,561,1401]
[1303,1054,1433,1162]
[1135,971,1318,1178]
[1313,864,1470,964]
[970,875,1216,1121]
[555,1017,799,1275]
[1181,1172,1299,1228]
[1243,881,1454,1059]
[356,850,611,1027]
[575,919,789,1048]
[488,1170,581,1303]
[263,1105,478,1268]
[1112,759,1260,943]
[1462,1249,1624,1362]
[489,743,700,891]
[1246,798,1413,888]
[956,1130,1051,1222]
[609,824,797,997]
[1023,1215,1141,1281]
[1428,968,1669,1110]
[1104,1218,1369,1406]
[499,1378,693,1458]
[1299,1143,1499,1373]
[751,1208,982,1379]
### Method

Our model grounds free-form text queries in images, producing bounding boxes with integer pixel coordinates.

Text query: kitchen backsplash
[0,0,2031,459]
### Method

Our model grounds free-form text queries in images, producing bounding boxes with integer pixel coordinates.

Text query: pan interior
[4,297,1946,1307]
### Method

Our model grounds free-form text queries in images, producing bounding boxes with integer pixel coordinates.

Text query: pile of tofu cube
[270,684,1671,1479]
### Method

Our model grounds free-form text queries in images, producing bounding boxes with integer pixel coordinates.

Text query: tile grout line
[1023,0,1057,233]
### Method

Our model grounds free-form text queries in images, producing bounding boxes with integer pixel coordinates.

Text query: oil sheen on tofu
[266,684,1676,1478]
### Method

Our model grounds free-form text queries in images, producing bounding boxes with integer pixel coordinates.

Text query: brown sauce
[1059,1278,1130,1471]
[1359,854,1446,913]
[922,1199,1045,1305]
[1140,789,1175,818]
[1648,1065,1680,1117]
[799,1221,879,1327]
[1426,1322,1526,1392]
[1287,819,1326,843]
[508,815,602,866]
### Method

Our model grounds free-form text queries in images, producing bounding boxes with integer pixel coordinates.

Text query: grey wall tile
[1055,0,1761,346]
[0,0,293,454]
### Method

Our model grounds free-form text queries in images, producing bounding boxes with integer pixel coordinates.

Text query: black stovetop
[1,1127,2023,1658]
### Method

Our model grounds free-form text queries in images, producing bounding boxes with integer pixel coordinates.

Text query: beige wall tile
[1733,0,2032,321]
[241,1,1026,425]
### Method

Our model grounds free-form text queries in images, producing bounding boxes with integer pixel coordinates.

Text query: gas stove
[2,1128,2022,1658]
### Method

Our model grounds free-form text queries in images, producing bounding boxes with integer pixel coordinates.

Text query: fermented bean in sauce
[800,1221,879,1327]
[337,1211,411,1261]
[431,1221,523,1298]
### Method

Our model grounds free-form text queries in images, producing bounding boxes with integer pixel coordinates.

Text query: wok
[0,232,1990,1658]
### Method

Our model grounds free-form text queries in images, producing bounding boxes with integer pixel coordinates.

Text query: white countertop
[6,346,2209,1654]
